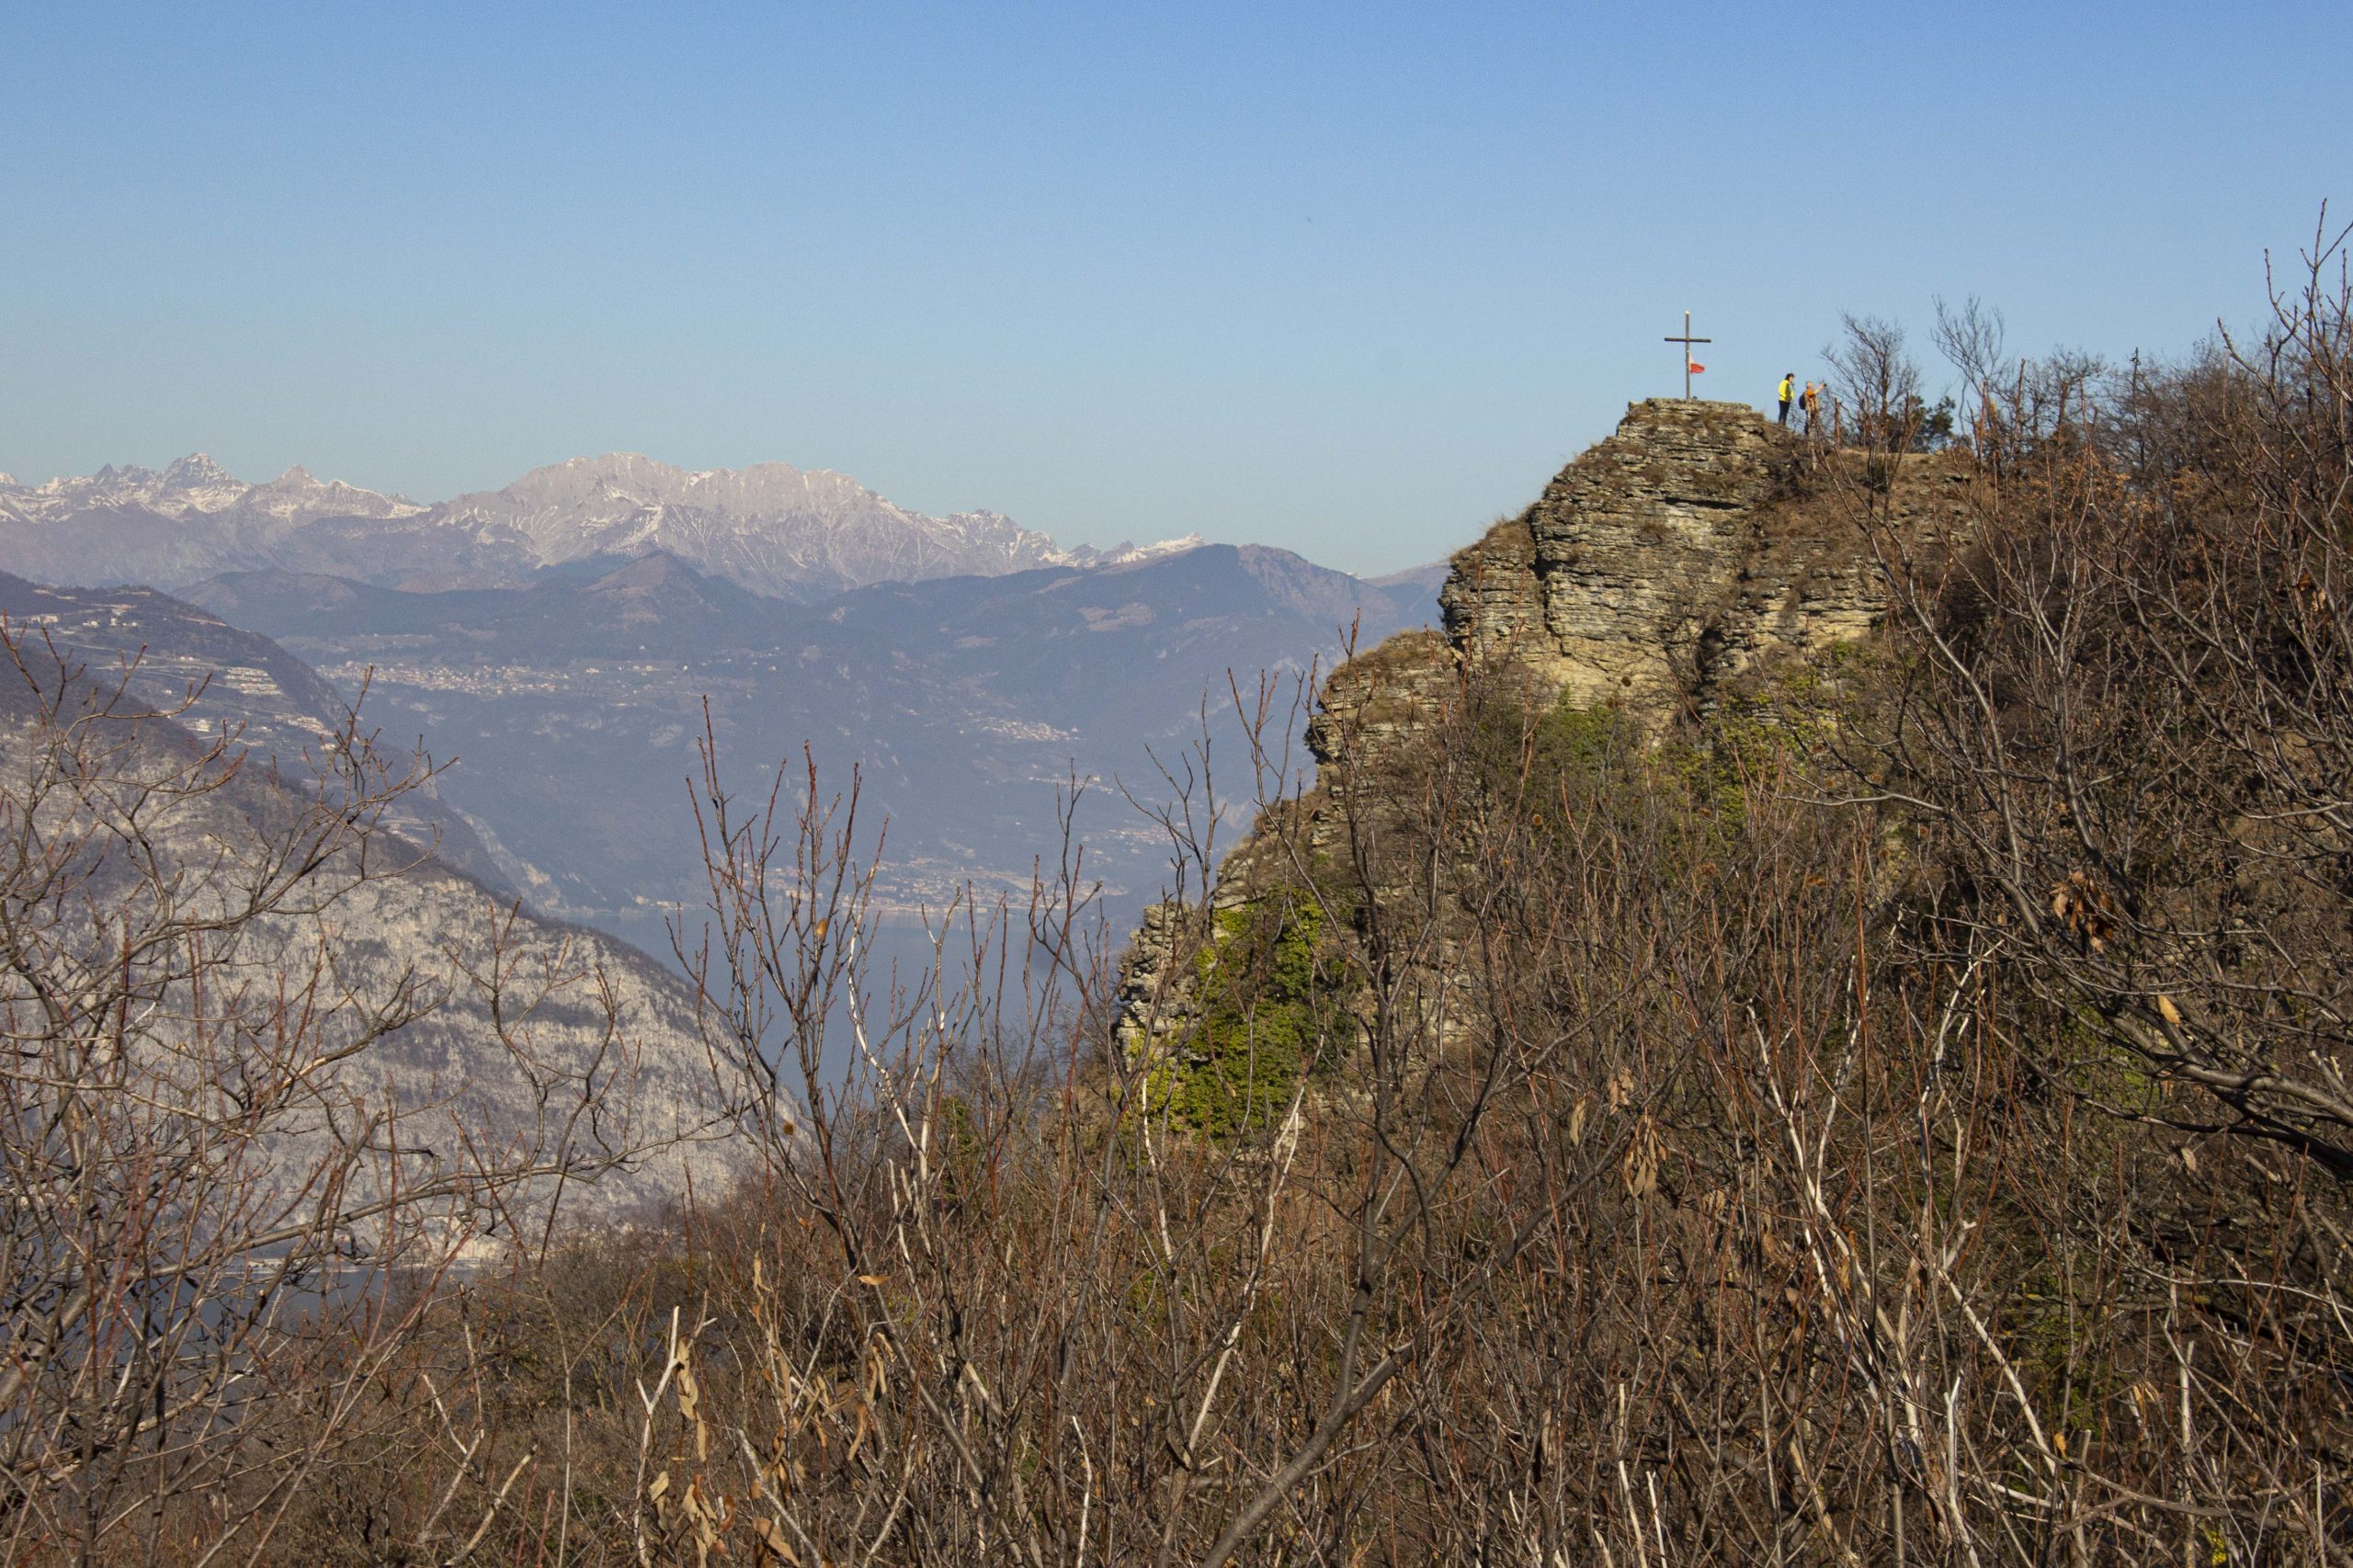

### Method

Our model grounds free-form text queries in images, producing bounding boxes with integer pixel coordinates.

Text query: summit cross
[1664,311,1711,401]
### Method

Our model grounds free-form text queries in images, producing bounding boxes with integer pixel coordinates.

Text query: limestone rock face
[1113,397,1972,1054]
[1304,629,1456,768]
[1438,397,1972,711]
[1111,902,1202,1059]
[1475,400,1784,705]
[1437,517,1542,665]
[1560,412,1769,688]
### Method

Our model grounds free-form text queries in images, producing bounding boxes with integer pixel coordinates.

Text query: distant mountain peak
[1118,533,1208,561]
[1066,533,1209,569]
[424,452,1077,600]
[165,453,236,487]
[567,451,663,473]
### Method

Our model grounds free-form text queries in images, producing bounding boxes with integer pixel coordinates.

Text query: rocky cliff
[0,616,739,1228]
[1114,398,1972,1058]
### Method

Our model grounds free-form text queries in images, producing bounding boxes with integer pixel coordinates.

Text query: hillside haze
[184,541,1435,948]
[0,573,733,1220]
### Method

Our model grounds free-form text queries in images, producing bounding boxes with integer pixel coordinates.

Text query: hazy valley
[1,452,1442,956]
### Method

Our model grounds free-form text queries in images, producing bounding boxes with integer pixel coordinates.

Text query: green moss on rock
[1145,894,1346,1140]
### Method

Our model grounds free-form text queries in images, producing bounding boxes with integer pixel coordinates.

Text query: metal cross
[1663,311,1711,401]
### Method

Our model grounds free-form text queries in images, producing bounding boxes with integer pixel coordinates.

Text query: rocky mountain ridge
[1435,398,1938,707]
[0,569,517,891]
[0,453,426,527]
[0,450,1208,601]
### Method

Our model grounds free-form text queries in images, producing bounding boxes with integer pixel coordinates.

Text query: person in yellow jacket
[1777,372,1795,426]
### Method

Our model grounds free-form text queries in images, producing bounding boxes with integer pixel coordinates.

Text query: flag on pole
[1688,361,1706,374]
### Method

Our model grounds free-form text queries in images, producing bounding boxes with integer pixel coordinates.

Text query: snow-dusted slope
[430,452,1075,599]
[0,457,427,589]
[0,451,1206,600]
[0,454,422,527]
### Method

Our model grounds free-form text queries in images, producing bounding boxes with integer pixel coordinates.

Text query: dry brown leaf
[2050,869,2118,953]
[1622,1115,1661,1199]
[750,1517,800,1564]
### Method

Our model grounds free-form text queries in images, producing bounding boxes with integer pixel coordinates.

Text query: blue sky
[3,2,2342,574]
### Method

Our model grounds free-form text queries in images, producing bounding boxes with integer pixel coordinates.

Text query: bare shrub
[1828,312,1926,467]
[1854,217,2353,1178]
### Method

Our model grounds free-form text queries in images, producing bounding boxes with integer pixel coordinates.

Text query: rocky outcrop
[1110,902,1210,1060]
[1445,399,1787,707]
[1435,397,1970,710]
[1114,397,1973,1054]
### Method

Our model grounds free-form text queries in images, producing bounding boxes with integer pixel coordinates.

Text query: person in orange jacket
[1802,381,1821,435]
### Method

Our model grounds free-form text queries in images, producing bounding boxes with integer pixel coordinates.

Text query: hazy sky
[4,2,2343,574]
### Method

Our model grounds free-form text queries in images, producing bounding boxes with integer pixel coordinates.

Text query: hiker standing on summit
[1777,372,1795,426]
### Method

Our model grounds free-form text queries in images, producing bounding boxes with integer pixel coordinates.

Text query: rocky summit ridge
[1114,397,1972,1055]
[1437,397,1930,708]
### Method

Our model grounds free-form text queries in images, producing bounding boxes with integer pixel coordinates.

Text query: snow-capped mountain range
[0,452,1205,600]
